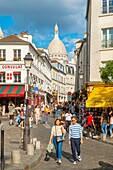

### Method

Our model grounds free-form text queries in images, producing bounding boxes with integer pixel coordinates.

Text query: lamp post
[23,52,33,151]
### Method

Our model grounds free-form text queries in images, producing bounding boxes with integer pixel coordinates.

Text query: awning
[0,85,25,97]
[13,72,21,74]
[86,86,113,108]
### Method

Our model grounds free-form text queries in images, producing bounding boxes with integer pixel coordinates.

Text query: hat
[46,143,54,153]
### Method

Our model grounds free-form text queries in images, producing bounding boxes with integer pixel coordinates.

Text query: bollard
[30,138,33,144]
[102,134,106,141]
[27,144,34,155]
[33,138,37,147]
[11,150,22,164]
[1,126,4,170]
[36,141,40,150]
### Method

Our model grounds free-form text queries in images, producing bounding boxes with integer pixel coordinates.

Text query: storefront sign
[1,65,23,69]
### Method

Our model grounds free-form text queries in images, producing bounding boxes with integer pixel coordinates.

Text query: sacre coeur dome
[48,24,67,56]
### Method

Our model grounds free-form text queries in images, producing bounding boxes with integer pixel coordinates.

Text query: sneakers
[78,156,82,162]
[58,159,62,164]
[73,161,77,165]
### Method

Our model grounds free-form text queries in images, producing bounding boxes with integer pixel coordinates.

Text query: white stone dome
[48,24,67,56]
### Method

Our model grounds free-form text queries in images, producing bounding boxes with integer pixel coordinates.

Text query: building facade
[75,0,113,107]
[0,32,52,106]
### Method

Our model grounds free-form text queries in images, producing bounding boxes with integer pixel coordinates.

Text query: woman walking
[49,119,66,164]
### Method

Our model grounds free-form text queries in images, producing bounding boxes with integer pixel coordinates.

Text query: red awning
[13,72,21,74]
[0,72,5,75]
[0,85,25,97]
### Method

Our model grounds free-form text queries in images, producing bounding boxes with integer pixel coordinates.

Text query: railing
[102,40,113,48]
[101,6,113,14]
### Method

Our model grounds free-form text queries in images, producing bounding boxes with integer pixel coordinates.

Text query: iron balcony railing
[101,6,113,14]
[102,40,113,48]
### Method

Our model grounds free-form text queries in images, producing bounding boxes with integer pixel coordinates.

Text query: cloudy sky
[0,0,86,60]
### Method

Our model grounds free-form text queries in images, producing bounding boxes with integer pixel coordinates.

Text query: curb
[3,150,43,170]
[92,137,113,146]
[24,149,43,170]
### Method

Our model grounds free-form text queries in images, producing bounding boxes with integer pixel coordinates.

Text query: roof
[0,34,29,44]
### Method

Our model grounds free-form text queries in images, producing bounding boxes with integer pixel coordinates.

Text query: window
[13,72,21,82]
[7,73,12,80]
[102,0,113,14]
[102,28,113,48]
[68,66,71,74]
[13,49,21,61]
[0,49,6,61]
[0,72,5,82]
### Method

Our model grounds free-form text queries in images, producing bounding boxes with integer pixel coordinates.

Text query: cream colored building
[86,0,113,82]
[75,0,113,107]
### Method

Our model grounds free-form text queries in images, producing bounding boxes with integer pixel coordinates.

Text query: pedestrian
[52,105,56,118]
[69,115,83,165]
[109,112,113,138]
[65,110,72,132]
[27,105,33,128]
[8,102,15,125]
[44,105,49,124]
[34,105,41,125]
[100,110,109,135]
[2,104,6,116]
[85,112,96,139]
[49,119,66,164]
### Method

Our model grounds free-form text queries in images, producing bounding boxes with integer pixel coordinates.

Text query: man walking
[69,116,83,165]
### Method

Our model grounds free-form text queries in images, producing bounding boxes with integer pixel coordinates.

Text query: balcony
[102,40,113,48]
[101,6,113,14]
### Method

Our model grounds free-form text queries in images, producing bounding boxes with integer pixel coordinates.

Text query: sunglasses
[72,119,76,121]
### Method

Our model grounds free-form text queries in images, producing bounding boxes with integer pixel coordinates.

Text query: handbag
[57,135,65,142]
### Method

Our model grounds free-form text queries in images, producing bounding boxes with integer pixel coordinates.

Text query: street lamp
[23,52,33,151]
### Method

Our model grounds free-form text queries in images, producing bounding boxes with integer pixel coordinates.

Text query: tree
[100,60,113,83]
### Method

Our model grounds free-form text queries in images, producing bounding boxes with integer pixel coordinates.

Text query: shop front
[86,84,113,108]
[0,85,25,106]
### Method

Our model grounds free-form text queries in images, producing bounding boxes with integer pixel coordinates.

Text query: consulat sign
[0,65,23,69]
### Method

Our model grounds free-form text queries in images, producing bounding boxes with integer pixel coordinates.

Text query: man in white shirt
[65,110,72,132]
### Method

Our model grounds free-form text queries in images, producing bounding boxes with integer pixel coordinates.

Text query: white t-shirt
[35,108,40,115]
[65,113,72,121]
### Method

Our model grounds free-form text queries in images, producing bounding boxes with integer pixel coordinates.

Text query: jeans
[110,124,113,136]
[70,138,81,161]
[53,136,63,159]
[44,113,48,123]
[101,122,107,134]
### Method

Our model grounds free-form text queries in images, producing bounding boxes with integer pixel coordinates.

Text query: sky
[0,0,86,61]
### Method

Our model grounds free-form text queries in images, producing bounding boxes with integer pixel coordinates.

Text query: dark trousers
[70,138,80,161]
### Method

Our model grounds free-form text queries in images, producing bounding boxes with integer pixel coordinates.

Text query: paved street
[32,117,113,170]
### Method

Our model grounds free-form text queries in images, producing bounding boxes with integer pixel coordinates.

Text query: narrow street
[31,117,113,170]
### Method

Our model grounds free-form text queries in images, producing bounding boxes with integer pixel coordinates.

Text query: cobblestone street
[32,117,113,170]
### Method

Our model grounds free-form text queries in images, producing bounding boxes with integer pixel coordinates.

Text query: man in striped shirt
[69,115,83,165]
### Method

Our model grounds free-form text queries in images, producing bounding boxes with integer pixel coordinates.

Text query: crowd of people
[0,100,113,165]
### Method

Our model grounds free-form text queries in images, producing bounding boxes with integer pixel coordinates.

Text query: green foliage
[100,61,113,83]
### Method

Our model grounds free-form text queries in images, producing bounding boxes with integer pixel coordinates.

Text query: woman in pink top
[109,113,113,138]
